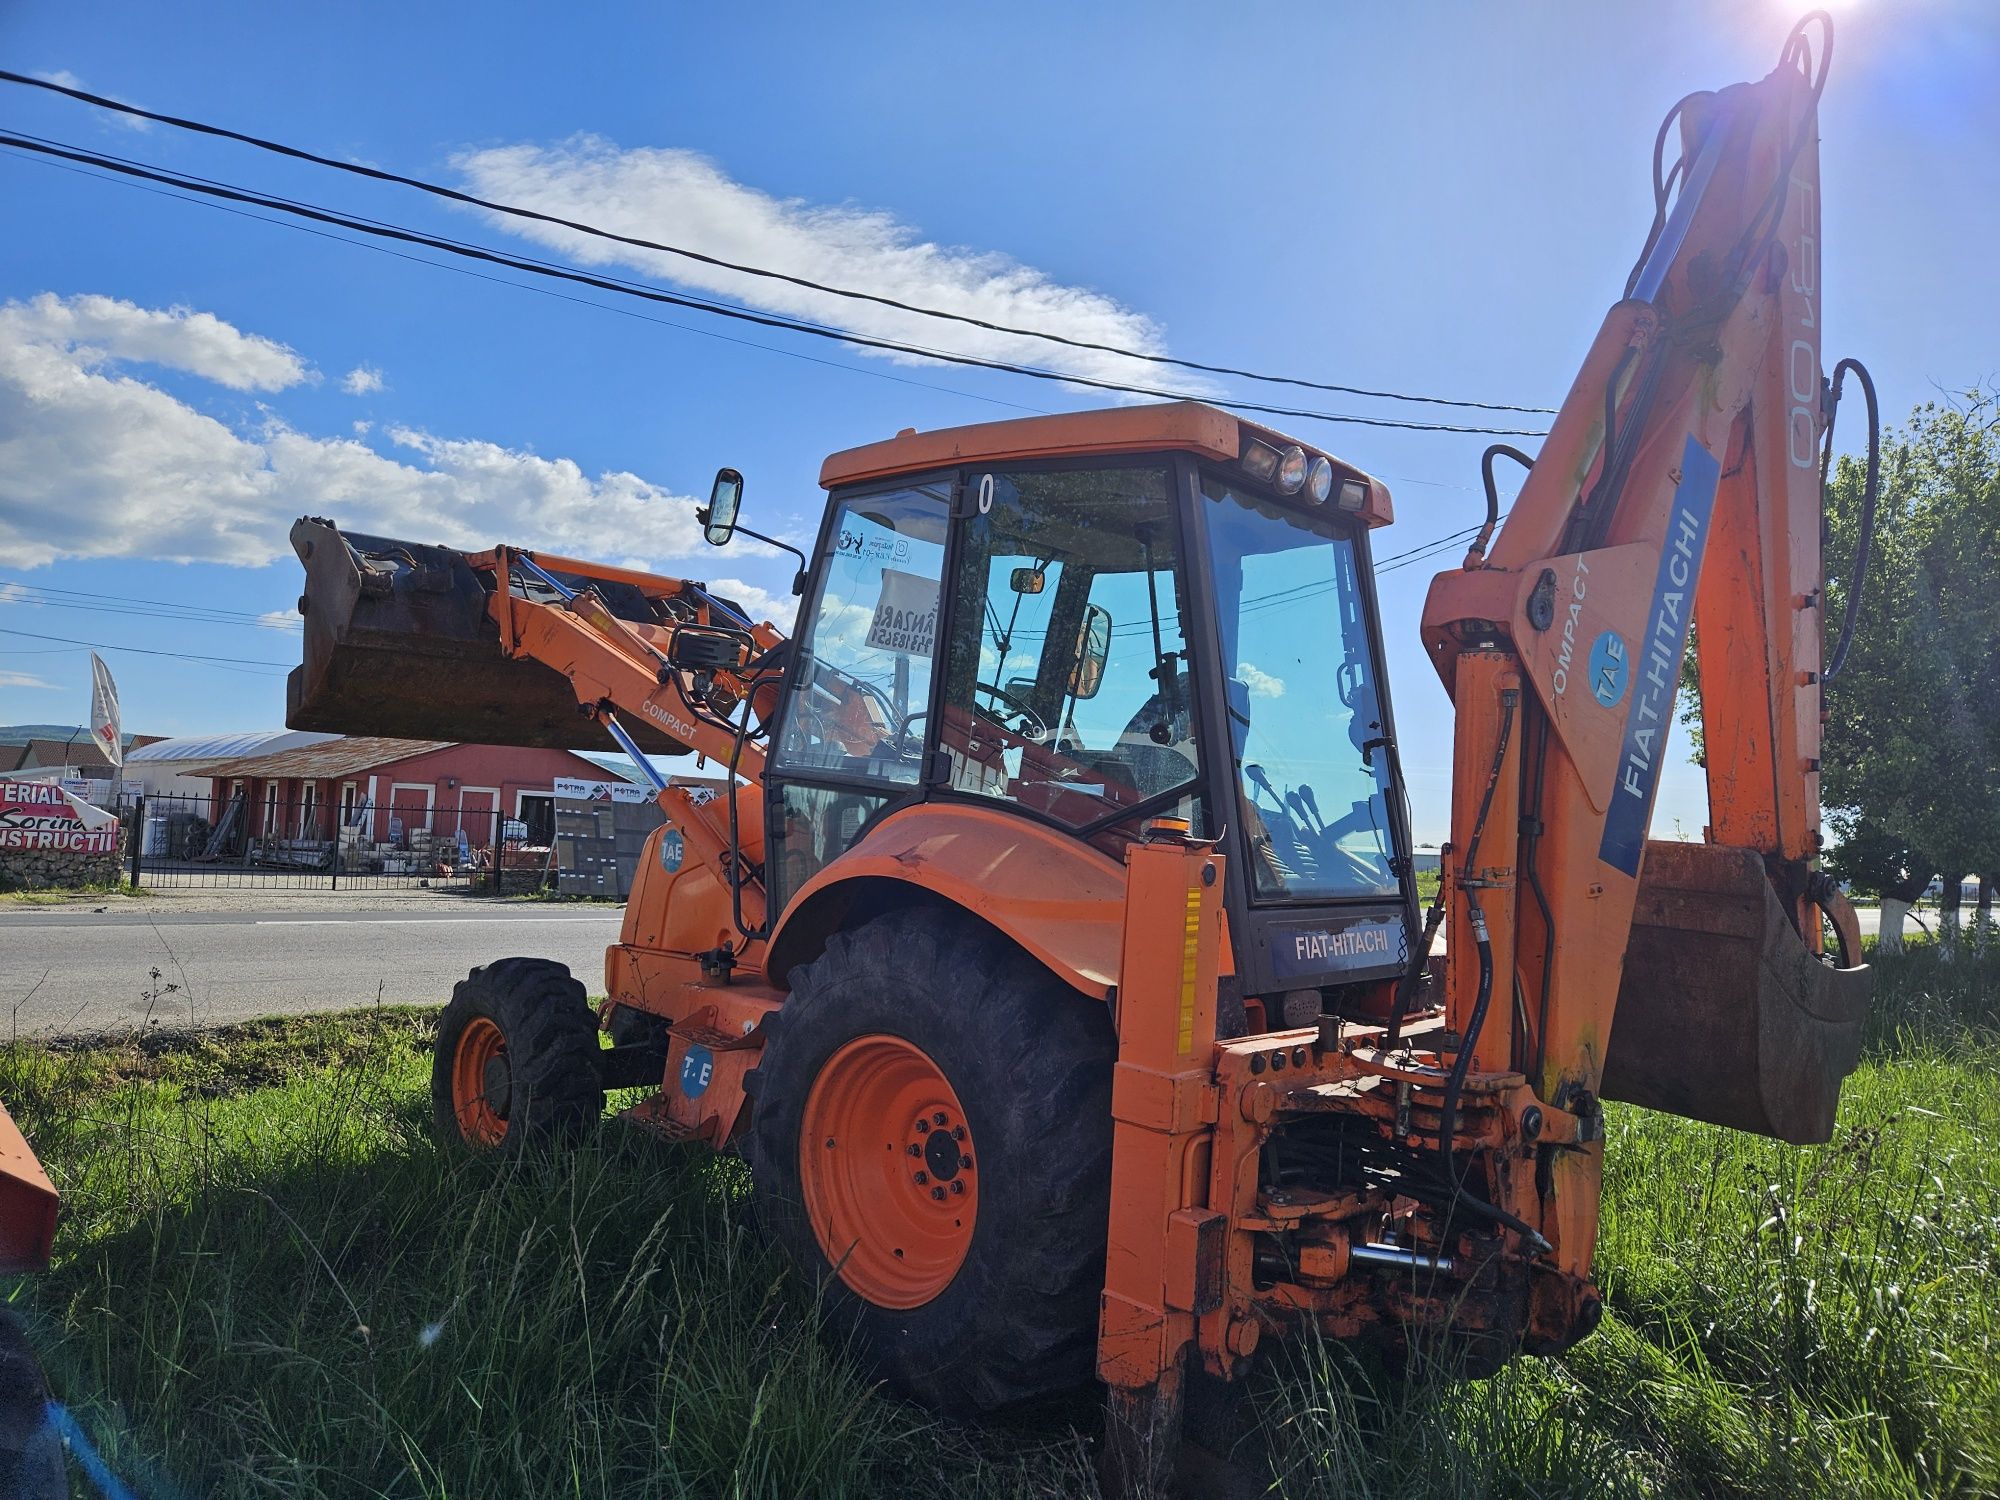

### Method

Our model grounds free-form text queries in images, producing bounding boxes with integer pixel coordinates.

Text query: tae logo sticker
[1588,630,1629,709]
[680,1044,714,1099]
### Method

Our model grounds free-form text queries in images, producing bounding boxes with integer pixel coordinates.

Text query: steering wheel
[973,680,1049,742]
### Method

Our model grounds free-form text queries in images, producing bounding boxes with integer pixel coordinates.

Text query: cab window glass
[939,466,1198,827]
[1202,474,1398,899]
[773,483,948,783]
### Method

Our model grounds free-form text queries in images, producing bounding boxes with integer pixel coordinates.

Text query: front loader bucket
[286,517,688,754]
[1602,840,1870,1144]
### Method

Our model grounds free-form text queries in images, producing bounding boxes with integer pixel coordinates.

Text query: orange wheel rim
[799,1035,977,1309]
[451,1016,509,1147]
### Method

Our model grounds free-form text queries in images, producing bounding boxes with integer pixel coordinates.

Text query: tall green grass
[3,947,1994,1498]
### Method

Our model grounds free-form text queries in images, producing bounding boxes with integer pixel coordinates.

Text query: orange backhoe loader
[287,15,1870,1489]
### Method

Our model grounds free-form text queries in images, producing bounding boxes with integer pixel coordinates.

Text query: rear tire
[0,1312,63,1500]
[745,908,1115,1411]
[431,958,604,1149]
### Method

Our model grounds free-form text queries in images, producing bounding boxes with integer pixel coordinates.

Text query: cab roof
[817,401,1394,527]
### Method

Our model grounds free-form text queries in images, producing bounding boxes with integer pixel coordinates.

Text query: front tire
[431,958,604,1149]
[745,909,1115,1411]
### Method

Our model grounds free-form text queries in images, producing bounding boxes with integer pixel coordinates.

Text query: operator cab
[718,402,1418,1026]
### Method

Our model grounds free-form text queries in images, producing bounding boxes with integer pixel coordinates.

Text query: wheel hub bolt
[930,1187,946,1201]
[950,1180,965,1196]
[951,1125,966,1141]
[960,1155,973,1171]
[914,1171,929,1185]
[906,1143,922,1157]
[932,1112,948,1127]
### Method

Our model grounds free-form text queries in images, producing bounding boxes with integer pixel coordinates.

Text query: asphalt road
[0,905,624,1035]
[0,897,1911,1040]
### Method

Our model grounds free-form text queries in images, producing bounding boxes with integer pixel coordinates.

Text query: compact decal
[679,1044,714,1099]
[1599,435,1721,876]
[1588,630,1630,709]
[658,828,685,873]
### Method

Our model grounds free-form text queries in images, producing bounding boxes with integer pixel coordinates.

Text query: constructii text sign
[0,779,120,854]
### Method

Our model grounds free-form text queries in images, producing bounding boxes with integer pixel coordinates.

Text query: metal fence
[119,791,558,893]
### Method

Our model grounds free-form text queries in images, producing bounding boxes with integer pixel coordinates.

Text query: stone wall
[0,834,126,891]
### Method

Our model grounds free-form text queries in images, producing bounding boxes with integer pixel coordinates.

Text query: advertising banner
[0,779,120,855]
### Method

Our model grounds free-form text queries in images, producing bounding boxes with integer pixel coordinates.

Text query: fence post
[128,793,144,891]
[492,805,504,897]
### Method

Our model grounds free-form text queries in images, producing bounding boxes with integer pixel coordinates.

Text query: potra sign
[0,779,119,855]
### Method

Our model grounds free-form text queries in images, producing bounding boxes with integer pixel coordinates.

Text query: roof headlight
[1336,478,1370,512]
[1307,456,1335,505]
[1240,438,1281,483]
[1275,446,1309,495]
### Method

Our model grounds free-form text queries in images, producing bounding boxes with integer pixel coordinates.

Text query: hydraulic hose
[1436,689,1518,1168]
[1821,356,1880,683]
[1467,445,1534,567]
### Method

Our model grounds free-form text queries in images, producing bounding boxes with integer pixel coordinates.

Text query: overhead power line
[0,625,292,672]
[0,141,1054,420]
[0,67,1557,418]
[1,578,301,628]
[0,130,1549,440]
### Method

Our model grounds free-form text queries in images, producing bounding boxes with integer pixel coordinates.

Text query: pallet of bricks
[551,776,712,898]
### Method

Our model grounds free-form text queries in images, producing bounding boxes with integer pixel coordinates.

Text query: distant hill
[0,724,148,749]
[0,723,81,746]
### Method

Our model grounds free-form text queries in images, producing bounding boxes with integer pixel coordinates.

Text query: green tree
[1820,391,2000,953]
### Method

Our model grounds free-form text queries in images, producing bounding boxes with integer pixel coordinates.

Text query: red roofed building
[189,737,631,849]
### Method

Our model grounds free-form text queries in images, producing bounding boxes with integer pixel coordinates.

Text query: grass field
[2,943,1995,1498]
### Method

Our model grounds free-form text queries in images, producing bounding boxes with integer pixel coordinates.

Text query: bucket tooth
[286,517,688,754]
[1602,840,1870,1144]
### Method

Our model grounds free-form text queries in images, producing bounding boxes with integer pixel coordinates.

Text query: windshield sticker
[1599,435,1720,876]
[835,527,909,564]
[864,567,939,656]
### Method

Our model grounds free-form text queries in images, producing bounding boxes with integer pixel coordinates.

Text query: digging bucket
[286,517,689,754]
[1601,840,1870,1145]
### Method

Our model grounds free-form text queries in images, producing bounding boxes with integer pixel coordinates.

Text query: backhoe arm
[1418,14,1869,1318]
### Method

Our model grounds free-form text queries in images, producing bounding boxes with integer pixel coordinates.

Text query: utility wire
[0,68,1558,418]
[2,578,301,627]
[0,142,1052,418]
[0,130,1549,439]
[0,625,291,671]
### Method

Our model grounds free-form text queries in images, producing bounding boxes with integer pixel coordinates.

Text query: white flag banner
[89,652,123,769]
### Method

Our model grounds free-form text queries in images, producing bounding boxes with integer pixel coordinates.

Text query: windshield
[939,466,1198,830]
[1200,473,1399,901]
[771,483,949,784]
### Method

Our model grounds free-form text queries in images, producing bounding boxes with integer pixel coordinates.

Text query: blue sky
[1,0,1993,840]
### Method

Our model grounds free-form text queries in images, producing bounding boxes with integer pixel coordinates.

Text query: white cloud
[256,609,302,631]
[0,582,35,604]
[709,577,799,631]
[0,293,713,571]
[1238,662,1286,699]
[451,137,1198,390]
[1,293,307,391]
[352,420,372,435]
[341,364,384,396]
[33,70,152,132]
[0,670,58,690]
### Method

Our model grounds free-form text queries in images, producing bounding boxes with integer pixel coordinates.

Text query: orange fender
[766,803,1127,1000]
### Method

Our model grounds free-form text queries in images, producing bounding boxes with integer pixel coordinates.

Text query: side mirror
[1069,603,1112,700]
[1009,566,1046,595]
[701,468,743,547]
